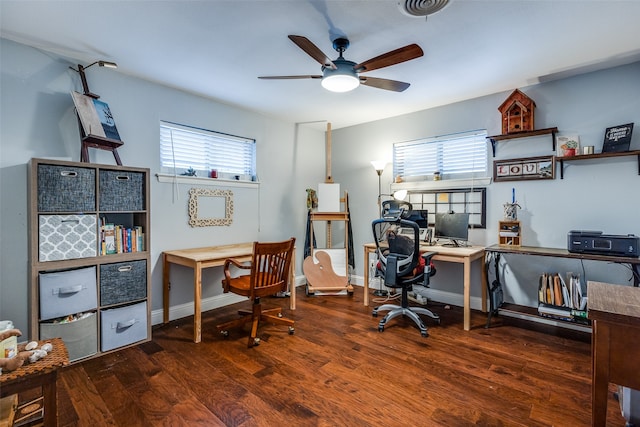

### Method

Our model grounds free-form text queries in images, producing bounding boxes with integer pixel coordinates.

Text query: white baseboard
[151,275,307,326]
[151,292,247,326]
[351,275,485,311]
[152,274,484,325]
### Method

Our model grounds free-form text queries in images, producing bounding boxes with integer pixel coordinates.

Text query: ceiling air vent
[398,0,450,17]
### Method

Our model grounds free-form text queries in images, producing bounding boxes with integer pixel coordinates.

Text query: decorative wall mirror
[188,188,234,227]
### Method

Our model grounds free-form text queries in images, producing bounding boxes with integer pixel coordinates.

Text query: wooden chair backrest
[250,238,295,299]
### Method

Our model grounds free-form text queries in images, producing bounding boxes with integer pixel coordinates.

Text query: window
[406,188,486,228]
[160,121,256,178]
[393,130,488,181]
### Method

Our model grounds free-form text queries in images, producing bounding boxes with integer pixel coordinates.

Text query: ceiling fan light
[322,74,360,92]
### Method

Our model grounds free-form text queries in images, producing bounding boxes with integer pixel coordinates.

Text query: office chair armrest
[224,258,251,270]
[421,251,437,263]
[222,258,252,292]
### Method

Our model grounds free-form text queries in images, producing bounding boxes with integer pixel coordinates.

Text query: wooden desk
[588,281,640,426]
[485,245,640,286]
[363,243,487,331]
[163,243,296,343]
[0,338,68,427]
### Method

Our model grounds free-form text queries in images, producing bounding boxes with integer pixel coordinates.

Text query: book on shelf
[103,224,116,255]
[100,221,144,254]
[537,272,588,323]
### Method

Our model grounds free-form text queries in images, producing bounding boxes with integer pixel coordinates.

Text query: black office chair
[371,213,439,337]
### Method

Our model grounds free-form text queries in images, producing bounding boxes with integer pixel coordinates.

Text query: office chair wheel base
[421,331,429,338]
[220,330,229,338]
[378,325,384,332]
[372,310,378,317]
[288,326,295,335]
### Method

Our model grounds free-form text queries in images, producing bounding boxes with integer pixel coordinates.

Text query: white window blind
[393,130,488,181]
[160,121,256,176]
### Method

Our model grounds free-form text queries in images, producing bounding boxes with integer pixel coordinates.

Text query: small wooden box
[498,220,521,246]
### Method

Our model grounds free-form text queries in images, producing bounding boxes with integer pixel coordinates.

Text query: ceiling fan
[259,35,424,93]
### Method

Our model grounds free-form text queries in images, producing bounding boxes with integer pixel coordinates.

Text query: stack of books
[537,272,588,323]
[100,221,144,255]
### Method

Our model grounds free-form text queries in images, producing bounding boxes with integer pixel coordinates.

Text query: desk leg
[480,256,488,313]
[194,265,202,343]
[591,321,610,426]
[363,246,370,307]
[463,257,471,331]
[163,254,170,324]
[290,250,296,310]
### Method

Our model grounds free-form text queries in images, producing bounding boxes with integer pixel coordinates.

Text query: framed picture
[493,155,555,182]
[602,123,634,153]
[557,135,580,157]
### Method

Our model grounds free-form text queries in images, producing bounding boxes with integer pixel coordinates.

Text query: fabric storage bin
[100,301,147,351]
[39,266,97,320]
[100,260,147,306]
[37,164,96,212]
[99,170,145,211]
[39,214,97,262]
[40,312,97,362]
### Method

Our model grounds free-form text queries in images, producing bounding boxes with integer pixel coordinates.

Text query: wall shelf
[488,127,558,156]
[556,149,640,179]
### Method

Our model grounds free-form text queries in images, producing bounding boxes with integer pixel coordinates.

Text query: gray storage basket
[40,313,98,362]
[99,170,145,211]
[100,260,147,306]
[38,164,96,212]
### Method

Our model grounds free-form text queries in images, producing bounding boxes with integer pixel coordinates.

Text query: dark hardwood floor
[53,287,625,426]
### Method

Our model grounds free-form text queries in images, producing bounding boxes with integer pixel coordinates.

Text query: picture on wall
[493,155,555,182]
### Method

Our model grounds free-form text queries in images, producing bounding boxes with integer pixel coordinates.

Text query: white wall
[2,36,639,335]
[0,38,326,334]
[331,61,640,309]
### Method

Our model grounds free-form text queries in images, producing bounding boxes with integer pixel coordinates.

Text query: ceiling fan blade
[360,76,411,92]
[288,35,337,70]
[258,75,322,80]
[355,44,423,73]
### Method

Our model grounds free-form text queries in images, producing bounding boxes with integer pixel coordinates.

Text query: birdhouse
[498,89,536,134]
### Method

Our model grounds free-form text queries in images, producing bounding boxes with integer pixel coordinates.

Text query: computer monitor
[404,209,428,228]
[435,212,469,246]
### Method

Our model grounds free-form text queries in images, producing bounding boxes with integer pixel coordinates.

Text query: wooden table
[0,338,68,427]
[588,281,640,426]
[163,243,296,343]
[363,243,487,331]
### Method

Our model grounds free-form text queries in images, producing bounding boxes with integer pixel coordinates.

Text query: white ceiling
[2,0,640,130]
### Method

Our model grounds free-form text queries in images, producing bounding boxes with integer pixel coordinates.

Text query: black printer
[567,230,639,257]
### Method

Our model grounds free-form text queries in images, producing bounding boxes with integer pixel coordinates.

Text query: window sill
[156,173,259,188]
[391,177,491,192]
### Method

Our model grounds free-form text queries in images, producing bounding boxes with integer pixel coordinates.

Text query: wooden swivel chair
[217,238,296,347]
[371,215,439,337]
